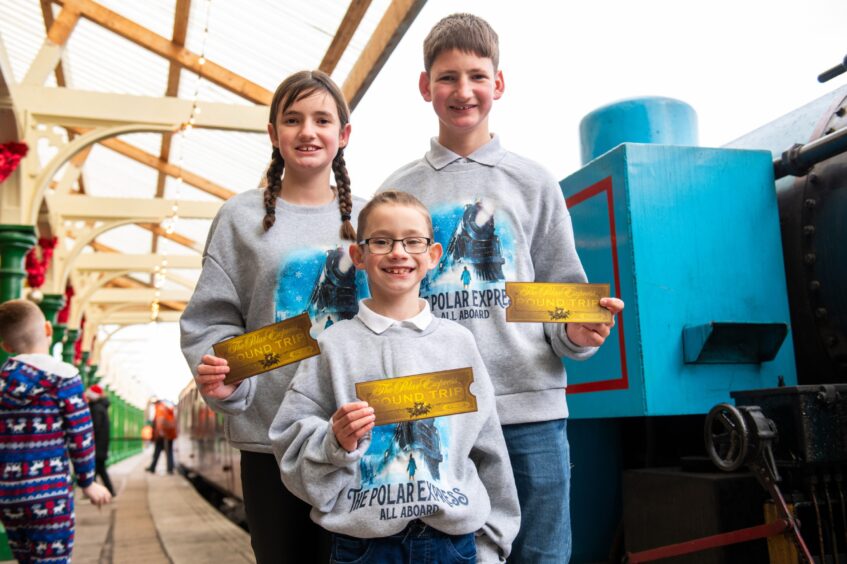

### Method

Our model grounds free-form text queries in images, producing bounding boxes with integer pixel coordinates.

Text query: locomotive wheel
[704,403,749,471]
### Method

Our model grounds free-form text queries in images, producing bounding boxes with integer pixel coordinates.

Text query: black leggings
[148,437,174,473]
[95,457,115,496]
[240,450,330,563]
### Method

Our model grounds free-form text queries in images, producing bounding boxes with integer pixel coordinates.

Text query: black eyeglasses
[358,237,432,255]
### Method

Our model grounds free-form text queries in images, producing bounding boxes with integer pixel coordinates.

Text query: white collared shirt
[355,299,433,334]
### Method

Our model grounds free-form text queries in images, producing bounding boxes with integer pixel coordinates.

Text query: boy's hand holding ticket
[355,367,477,427]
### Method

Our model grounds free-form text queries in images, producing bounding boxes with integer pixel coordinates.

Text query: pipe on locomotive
[773,125,847,179]
[817,53,847,83]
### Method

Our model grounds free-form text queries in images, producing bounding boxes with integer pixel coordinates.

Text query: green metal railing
[107,389,144,464]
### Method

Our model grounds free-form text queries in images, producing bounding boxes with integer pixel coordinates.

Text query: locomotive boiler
[563,75,847,561]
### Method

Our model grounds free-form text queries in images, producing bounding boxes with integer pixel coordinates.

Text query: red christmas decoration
[25,238,58,289]
[0,141,28,183]
[57,284,74,324]
[74,315,85,364]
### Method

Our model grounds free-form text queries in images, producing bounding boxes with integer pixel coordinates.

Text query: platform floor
[3,451,255,564]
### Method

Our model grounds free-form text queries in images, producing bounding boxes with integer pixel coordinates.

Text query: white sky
[346,0,847,195]
[109,0,847,404]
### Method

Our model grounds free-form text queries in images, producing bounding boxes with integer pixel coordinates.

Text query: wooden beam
[169,0,192,72]
[110,272,195,292]
[85,239,113,253]
[47,5,82,45]
[104,278,185,311]
[150,129,176,253]
[158,2,193,175]
[52,145,90,197]
[24,5,81,86]
[53,0,273,104]
[69,144,92,168]
[137,224,201,253]
[102,135,234,199]
[152,131,173,257]
[319,0,373,75]
[40,0,67,86]
[65,128,235,200]
[342,0,426,109]
[155,139,175,199]
[154,0,192,257]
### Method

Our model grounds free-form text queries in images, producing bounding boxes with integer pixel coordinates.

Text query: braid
[332,149,357,242]
[263,148,285,231]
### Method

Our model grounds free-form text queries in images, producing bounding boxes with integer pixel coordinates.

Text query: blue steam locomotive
[564,75,846,561]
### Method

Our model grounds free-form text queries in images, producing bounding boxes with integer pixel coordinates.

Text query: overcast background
[100,0,847,403]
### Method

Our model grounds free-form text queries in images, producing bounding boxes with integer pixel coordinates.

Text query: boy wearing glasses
[271,191,519,563]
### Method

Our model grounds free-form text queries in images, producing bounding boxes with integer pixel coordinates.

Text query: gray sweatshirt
[270,302,520,563]
[180,188,368,453]
[380,135,597,424]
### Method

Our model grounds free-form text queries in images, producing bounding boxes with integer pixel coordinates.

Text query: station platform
[2,451,255,564]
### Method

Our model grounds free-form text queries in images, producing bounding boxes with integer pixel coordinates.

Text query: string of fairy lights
[152,0,212,321]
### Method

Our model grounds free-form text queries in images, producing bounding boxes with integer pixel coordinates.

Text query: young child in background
[0,299,111,563]
[380,13,625,562]
[271,191,520,563]
[85,384,115,495]
[180,69,368,563]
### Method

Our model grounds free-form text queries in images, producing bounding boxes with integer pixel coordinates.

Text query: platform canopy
[0,0,425,329]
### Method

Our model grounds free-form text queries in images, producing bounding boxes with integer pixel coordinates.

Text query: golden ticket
[214,313,320,385]
[505,282,612,323]
[355,367,477,427]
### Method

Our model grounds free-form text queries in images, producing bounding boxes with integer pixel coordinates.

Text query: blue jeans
[502,419,571,563]
[330,520,476,563]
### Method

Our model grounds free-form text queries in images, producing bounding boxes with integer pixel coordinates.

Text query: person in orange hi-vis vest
[146,399,177,474]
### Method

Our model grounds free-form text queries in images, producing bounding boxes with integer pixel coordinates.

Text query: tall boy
[0,299,111,563]
[380,14,624,561]
[270,191,520,563]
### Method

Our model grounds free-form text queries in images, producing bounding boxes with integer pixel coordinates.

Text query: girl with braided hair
[181,70,368,563]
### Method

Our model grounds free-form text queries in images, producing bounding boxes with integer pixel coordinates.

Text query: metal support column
[0,225,37,364]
